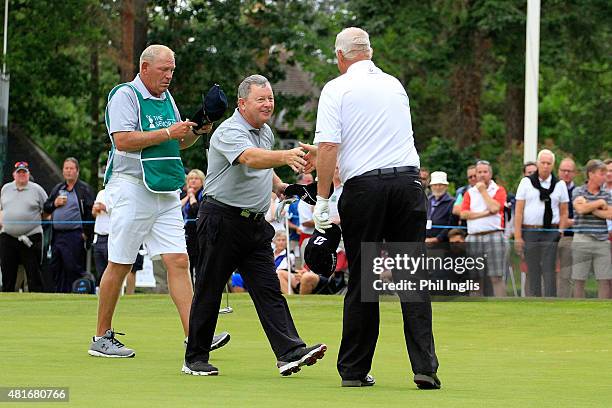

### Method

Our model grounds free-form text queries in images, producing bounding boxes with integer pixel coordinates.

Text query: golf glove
[313,196,331,233]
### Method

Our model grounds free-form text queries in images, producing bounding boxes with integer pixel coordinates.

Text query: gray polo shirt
[0,181,48,237]
[106,74,182,179]
[572,184,612,240]
[204,109,274,213]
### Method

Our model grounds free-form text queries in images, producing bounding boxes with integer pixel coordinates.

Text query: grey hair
[476,160,493,175]
[64,157,80,171]
[537,149,556,164]
[238,75,270,99]
[139,44,174,70]
[335,27,373,60]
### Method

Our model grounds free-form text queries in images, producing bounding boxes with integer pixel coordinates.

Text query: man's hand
[595,199,608,210]
[168,121,198,139]
[273,182,288,200]
[299,142,318,173]
[313,196,331,232]
[54,196,67,207]
[282,147,307,173]
[514,237,525,257]
[574,196,586,206]
[192,123,213,136]
[92,202,106,213]
[475,182,486,192]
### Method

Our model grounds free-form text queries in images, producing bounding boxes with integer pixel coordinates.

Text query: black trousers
[186,231,198,285]
[93,234,109,284]
[49,229,85,293]
[185,202,305,364]
[523,230,559,297]
[338,172,439,380]
[0,232,43,292]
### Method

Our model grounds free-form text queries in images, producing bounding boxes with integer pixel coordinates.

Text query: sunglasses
[14,161,29,169]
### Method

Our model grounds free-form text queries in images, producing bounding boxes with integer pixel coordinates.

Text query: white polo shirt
[314,60,420,183]
[515,175,569,225]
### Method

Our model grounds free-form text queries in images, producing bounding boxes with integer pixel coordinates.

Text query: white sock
[94,336,102,341]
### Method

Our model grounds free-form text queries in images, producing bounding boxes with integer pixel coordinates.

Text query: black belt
[359,166,420,178]
[204,197,266,221]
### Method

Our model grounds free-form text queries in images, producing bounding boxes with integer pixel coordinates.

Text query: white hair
[139,44,174,70]
[335,27,372,60]
[537,149,556,164]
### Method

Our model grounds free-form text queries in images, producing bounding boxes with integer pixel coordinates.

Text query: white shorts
[106,174,187,264]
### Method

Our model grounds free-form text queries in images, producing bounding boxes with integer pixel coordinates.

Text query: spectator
[605,159,612,238]
[571,160,612,298]
[523,161,537,177]
[452,165,477,217]
[511,160,540,294]
[514,149,569,297]
[181,169,205,283]
[605,159,612,193]
[296,172,316,255]
[43,157,95,293]
[265,192,285,232]
[426,171,456,243]
[124,248,144,295]
[420,167,430,195]
[435,228,470,296]
[298,198,315,254]
[448,228,466,243]
[92,188,110,285]
[230,271,247,293]
[0,161,48,292]
[274,231,299,294]
[460,160,508,297]
[287,173,313,260]
[557,158,578,297]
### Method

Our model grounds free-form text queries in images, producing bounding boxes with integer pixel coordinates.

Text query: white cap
[430,171,449,185]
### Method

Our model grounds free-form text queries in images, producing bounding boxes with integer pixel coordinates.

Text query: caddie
[89,44,229,358]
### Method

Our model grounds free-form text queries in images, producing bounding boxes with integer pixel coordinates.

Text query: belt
[112,173,145,186]
[205,197,266,221]
[522,224,559,229]
[470,229,503,236]
[114,150,141,159]
[359,166,420,178]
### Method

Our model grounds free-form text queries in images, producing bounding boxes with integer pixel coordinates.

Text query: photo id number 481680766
[0,387,69,402]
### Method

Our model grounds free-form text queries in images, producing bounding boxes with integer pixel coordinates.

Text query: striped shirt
[572,184,612,240]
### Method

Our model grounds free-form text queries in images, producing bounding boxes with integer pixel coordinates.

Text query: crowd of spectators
[1,152,611,298]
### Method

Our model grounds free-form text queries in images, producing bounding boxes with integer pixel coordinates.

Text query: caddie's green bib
[104,83,185,192]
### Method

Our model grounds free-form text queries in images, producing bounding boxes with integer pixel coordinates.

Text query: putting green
[1,294,610,407]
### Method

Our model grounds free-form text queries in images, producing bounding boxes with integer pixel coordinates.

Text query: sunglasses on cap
[15,161,29,168]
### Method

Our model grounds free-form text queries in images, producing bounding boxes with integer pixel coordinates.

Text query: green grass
[1,294,612,407]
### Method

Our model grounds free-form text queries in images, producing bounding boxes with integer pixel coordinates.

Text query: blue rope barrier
[1,221,609,234]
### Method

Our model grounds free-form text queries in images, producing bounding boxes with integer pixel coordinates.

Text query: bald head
[139,44,176,97]
[140,45,174,71]
[335,27,372,61]
[558,157,576,183]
